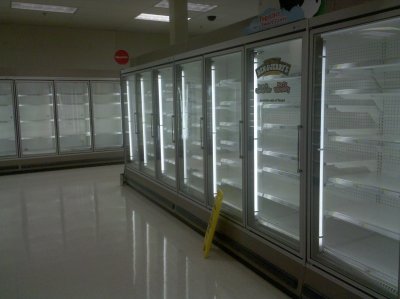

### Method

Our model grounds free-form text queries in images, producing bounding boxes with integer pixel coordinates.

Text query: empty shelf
[328,172,400,196]
[324,191,400,240]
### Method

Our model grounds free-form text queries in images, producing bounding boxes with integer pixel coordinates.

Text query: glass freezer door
[91,81,123,150]
[55,81,91,152]
[156,66,176,187]
[312,18,400,298]
[16,81,57,156]
[137,71,156,176]
[247,39,303,249]
[206,51,243,220]
[177,60,205,202]
[0,80,17,158]
[123,75,140,170]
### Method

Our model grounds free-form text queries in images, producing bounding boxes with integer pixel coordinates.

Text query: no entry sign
[114,50,129,65]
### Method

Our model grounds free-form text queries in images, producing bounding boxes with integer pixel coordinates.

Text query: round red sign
[114,50,129,65]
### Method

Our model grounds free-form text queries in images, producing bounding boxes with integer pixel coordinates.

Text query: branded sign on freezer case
[256,57,291,78]
[245,0,322,34]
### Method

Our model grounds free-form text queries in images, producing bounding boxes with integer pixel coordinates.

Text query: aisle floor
[0,165,290,299]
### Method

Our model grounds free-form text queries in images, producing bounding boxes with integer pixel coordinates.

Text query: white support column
[169,0,188,45]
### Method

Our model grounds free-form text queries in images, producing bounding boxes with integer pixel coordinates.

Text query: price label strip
[203,189,224,258]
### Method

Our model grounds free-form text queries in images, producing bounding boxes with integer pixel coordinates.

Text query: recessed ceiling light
[11,1,78,14]
[135,13,191,22]
[135,13,170,22]
[155,0,217,12]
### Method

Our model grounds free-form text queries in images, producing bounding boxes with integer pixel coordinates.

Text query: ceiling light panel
[135,13,191,22]
[135,13,170,22]
[155,0,217,12]
[11,1,78,13]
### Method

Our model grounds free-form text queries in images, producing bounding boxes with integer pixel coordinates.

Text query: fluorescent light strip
[182,70,188,182]
[135,13,190,22]
[155,0,218,12]
[140,77,148,165]
[126,81,134,160]
[11,1,77,13]
[254,57,259,213]
[319,43,327,247]
[211,64,217,196]
[158,74,165,174]
[136,13,169,22]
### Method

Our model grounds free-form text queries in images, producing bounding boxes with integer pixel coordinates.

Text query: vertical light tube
[254,56,259,212]
[141,77,148,165]
[211,64,217,195]
[158,74,165,173]
[182,70,188,182]
[319,42,327,247]
[126,80,134,160]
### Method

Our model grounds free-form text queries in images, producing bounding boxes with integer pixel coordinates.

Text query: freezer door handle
[151,113,154,138]
[134,112,139,134]
[171,115,175,143]
[200,117,204,149]
[239,120,244,159]
[297,125,302,173]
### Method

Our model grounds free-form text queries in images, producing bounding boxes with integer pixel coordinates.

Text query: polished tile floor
[0,165,289,299]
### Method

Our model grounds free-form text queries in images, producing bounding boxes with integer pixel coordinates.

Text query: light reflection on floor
[0,165,289,299]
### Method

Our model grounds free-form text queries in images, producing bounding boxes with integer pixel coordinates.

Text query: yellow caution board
[203,189,224,258]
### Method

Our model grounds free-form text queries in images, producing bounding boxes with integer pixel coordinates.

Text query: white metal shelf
[324,190,400,240]
[327,172,400,196]
[329,58,400,73]
[262,166,299,179]
[255,209,299,241]
[190,171,203,179]
[331,88,400,100]
[330,133,400,148]
[262,103,300,109]
[263,123,299,130]
[261,146,297,161]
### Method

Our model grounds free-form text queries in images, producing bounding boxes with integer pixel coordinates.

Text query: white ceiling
[0,0,260,34]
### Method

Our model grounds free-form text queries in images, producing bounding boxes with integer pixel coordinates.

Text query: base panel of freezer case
[0,150,123,174]
[123,166,380,299]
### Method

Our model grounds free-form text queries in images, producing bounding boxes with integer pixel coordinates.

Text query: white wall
[0,24,170,77]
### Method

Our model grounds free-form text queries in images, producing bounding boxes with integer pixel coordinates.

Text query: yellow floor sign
[203,189,224,258]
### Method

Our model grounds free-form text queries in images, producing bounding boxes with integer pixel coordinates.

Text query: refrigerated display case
[0,80,17,157]
[177,59,205,202]
[137,71,157,176]
[55,81,91,152]
[122,74,141,170]
[311,16,400,298]
[91,81,123,150]
[247,37,304,250]
[206,50,244,220]
[16,81,57,156]
[155,66,176,187]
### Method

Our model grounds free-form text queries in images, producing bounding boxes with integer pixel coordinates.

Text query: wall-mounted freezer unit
[121,3,400,298]
[205,50,244,221]
[247,36,306,252]
[55,81,92,152]
[91,81,123,150]
[0,79,123,173]
[0,80,17,158]
[16,81,57,156]
[311,16,400,298]
[177,59,205,203]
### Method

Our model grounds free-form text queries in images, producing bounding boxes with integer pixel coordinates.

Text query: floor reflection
[0,165,288,299]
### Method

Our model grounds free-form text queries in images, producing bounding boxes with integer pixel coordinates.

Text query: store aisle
[0,165,289,299]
